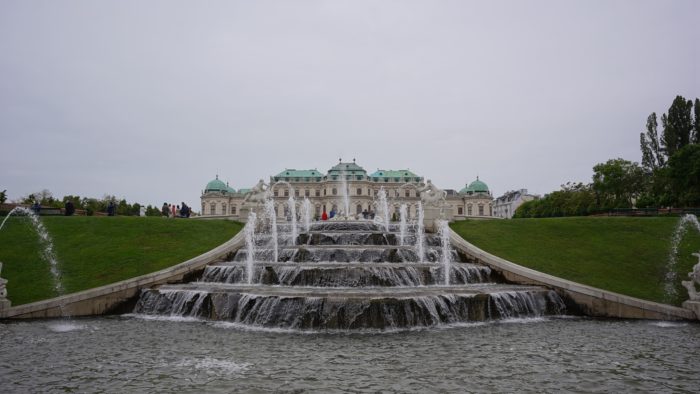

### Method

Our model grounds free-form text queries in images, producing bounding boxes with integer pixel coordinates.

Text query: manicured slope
[0,216,243,305]
[451,217,700,306]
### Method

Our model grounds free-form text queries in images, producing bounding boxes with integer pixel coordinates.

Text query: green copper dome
[460,177,489,194]
[205,176,229,192]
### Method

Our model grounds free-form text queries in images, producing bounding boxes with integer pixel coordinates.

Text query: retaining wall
[0,232,245,319]
[450,229,697,321]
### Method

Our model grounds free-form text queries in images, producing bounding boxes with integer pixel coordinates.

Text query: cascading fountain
[375,188,390,232]
[416,202,425,262]
[340,170,350,219]
[287,194,298,246]
[136,210,567,330]
[263,197,278,263]
[399,204,408,246]
[438,220,452,286]
[300,197,312,233]
[0,207,63,294]
[244,212,257,285]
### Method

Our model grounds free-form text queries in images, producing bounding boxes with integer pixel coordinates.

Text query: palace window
[274,190,279,197]
[332,188,337,195]
[222,203,227,215]
[316,189,321,197]
[458,207,463,215]
[210,203,216,215]
[295,189,299,197]
[315,205,321,216]
[467,205,472,216]
[357,188,362,195]
[357,204,362,214]
[284,189,289,197]
[405,190,410,197]
[231,206,236,215]
[478,205,484,216]
[305,189,310,197]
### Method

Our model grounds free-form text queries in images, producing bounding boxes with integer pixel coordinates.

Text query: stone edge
[0,231,245,319]
[449,229,698,321]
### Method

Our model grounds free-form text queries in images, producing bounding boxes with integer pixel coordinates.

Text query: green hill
[0,216,243,305]
[451,217,700,306]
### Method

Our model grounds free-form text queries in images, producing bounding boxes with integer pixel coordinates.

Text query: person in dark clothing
[107,201,116,216]
[161,203,169,217]
[180,202,190,218]
[31,201,41,214]
[65,201,75,216]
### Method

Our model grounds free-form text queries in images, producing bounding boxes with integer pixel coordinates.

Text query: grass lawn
[451,217,700,306]
[0,216,243,305]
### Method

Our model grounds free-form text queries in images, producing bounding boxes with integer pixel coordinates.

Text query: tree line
[0,188,163,217]
[515,95,700,218]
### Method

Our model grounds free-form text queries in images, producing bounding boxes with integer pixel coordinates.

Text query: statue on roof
[417,179,447,207]
[242,179,269,205]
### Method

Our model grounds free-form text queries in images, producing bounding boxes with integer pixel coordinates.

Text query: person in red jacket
[321,206,328,221]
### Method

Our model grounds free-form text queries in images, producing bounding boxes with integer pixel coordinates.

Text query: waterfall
[375,188,390,232]
[341,170,350,219]
[399,204,407,246]
[300,197,312,233]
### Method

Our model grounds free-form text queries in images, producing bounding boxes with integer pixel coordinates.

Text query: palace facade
[200,160,493,221]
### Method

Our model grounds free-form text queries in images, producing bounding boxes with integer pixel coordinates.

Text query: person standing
[161,203,169,217]
[170,204,176,218]
[65,201,75,216]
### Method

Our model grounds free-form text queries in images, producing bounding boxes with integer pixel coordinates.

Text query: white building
[200,160,494,221]
[493,189,539,219]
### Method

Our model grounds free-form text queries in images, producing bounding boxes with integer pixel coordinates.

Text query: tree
[661,95,694,157]
[640,113,665,172]
[592,159,645,209]
[0,189,6,205]
[694,98,700,144]
[667,144,700,207]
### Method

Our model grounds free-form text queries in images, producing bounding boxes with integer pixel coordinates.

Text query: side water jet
[375,188,390,232]
[399,204,408,246]
[245,212,257,285]
[664,214,700,302]
[263,197,278,263]
[416,202,425,262]
[0,207,64,294]
[438,220,452,285]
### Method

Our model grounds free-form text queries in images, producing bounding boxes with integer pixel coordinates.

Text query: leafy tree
[694,98,700,144]
[661,95,694,157]
[667,144,700,207]
[514,182,597,218]
[592,159,645,209]
[640,113,665,172]
[0,189,6,205]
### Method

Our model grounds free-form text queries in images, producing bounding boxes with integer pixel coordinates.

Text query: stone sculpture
[243,179,270,205]
[0,262,10,310]
[681,253,700,301]
[417,179,447,207]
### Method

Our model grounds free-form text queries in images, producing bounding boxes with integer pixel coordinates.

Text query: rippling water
[1,316,698,393]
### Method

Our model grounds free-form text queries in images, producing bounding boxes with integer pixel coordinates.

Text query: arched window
[467,204,472,216]
[332,188,337,195]
[356,204,362,214]
[478,205,484,216]
[210,203,216,215]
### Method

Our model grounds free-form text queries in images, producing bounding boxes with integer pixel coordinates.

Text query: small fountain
[0,207,63,295]
[416,202,426,263]
[374,188,390,232]
[438,219,452,285]
[664,214,700,302]
[263,197,278,263]
[300,197,312,233]
[244,212,257,285]
[399,204,408,246]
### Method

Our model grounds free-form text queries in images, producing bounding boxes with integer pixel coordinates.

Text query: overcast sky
[1,0,698,209]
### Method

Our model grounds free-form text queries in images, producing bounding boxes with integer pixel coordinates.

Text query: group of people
[319,207,376,221]
[162,202,191,218]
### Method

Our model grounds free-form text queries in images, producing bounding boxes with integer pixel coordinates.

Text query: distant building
[493,189,539,219]
[200,160,494,221]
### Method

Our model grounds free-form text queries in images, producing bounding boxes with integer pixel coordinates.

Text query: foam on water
[175,357,251,375]
[650,321,688,328]
[47,322,87,332]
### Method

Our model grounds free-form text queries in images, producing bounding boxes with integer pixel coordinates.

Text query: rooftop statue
[417,179,447,207]
[243,179,270,205]
[681,253,700,301]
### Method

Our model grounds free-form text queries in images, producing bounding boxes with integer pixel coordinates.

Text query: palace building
[200,160,493,221]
